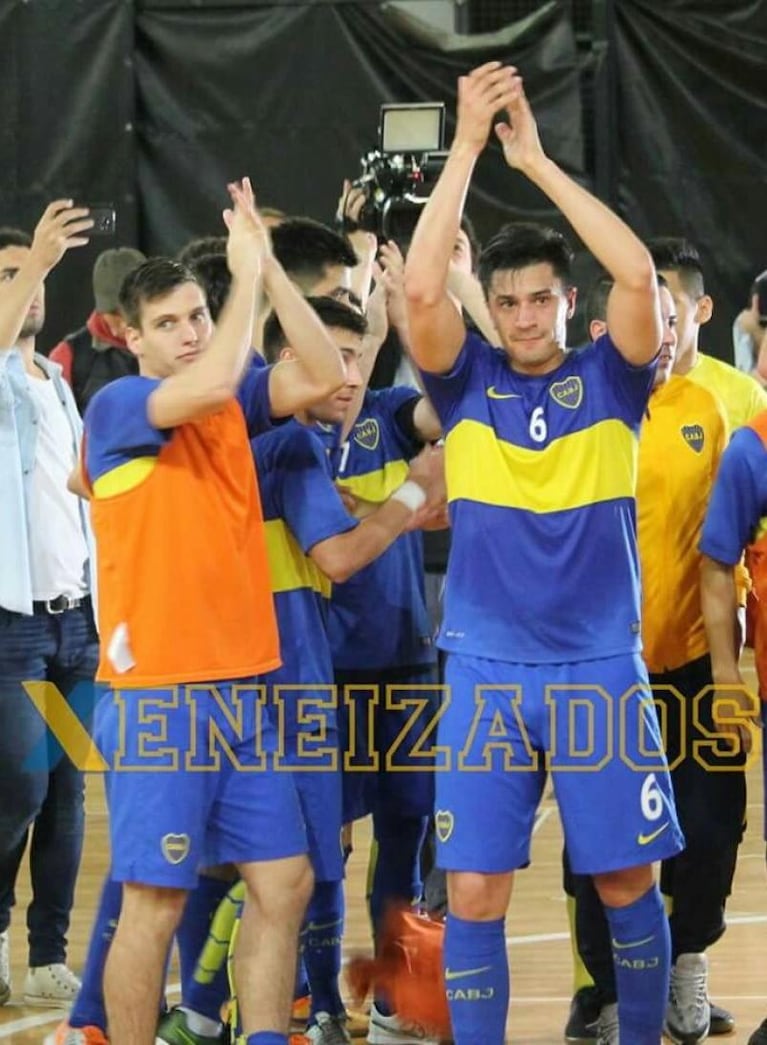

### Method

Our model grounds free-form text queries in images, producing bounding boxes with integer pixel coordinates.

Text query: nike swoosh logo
[637,821,669,846]
[612,934,655,951]
[486,386,522,400]
[444,965,492,981]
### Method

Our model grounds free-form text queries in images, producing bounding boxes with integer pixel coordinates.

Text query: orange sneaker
[291,993,311,1032]
[44,1022,109,1045]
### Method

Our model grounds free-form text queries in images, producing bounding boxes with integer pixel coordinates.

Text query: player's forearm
[405,144,477,305]
[263,258,345,393]
[521,156,656,293]
[194,271,259,392]
[701,556,741,680]
[322,497,416,583]
[448,269,500,346]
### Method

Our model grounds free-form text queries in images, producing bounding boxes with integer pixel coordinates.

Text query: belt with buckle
[32,594,85,615]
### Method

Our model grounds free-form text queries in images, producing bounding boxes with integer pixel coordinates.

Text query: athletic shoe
[155,1007,223,1045]
[0,930,9,1006]
[709,1001,735,1036]
[748,1018,767,1045]
[366,1002,439,1044]
[23,964,81,1007]
[291,994,312,1033]
[306,1011,351,1044]
[564,986,601,1042]
[595,1002,618,1045]
[344,1005,370,1038]
[44,1021,109,1045]
[664,952,711,1044]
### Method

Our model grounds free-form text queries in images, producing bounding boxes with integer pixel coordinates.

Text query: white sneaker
[366,1002,439,1044]
[0,930,9,1005]
[665,952,711,1044]
[596,1002,619,1045]
[23,963,81,1007]
[306,1011,352,1044]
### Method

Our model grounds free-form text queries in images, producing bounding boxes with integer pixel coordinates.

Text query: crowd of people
[0,60,765,1045]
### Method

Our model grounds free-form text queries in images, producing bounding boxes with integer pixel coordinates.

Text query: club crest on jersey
[549,375,583,409]
[435,809,454,843]
[681,424,704,453]
[161,833,190,865]
[354,418,380,451]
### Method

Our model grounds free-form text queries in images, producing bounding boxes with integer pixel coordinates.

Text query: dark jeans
[0,601,99,966]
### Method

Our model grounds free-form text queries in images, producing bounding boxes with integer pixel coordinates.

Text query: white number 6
[640,773,664,821]
[529,406,547,444]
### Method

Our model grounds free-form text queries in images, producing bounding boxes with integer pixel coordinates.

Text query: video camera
[351,102,448,243]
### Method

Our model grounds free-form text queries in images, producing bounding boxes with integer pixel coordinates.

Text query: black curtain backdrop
[0,0,765,360]
[614,0,767,356]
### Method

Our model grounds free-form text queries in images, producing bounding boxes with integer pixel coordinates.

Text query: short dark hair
[190,253,231,323]
[585,271,668,329]
[0,227,32,250]
[477,223,574,295]
[119,258,200,329]
[271,219,357,292]
[262,295,368,364]
[176,235,227,266]
[648,237,705,299]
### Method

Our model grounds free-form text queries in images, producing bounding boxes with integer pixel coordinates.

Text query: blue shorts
[336,665,438,822]
[95,680,308,888]
[265,685,343,883]
[436,653,684,875]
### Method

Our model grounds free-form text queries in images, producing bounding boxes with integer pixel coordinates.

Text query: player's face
[0,245,45,339]
[452,229,473,276]
[127,282,213,378]
[487,263,575,375]
[653,284,678,388]
[308,264,352,299]
[659,269,699,373]
[309,329,364,425]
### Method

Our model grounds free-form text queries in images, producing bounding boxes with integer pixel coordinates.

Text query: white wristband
[391,480,427,513]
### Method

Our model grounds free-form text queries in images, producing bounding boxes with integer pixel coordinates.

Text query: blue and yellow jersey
[316,387,436,671]
[83,363,280,686]
[253,420,357,687]
[420,331,656,664]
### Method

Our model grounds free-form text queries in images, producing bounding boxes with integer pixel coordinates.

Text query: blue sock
[303,880,345,1022]
[178,875,231,1022]
[69,877,122,1030]
[444,914,508,1045]
[294,953,309,1001]
[370,811,428,1016]
[604,884,670,1043]
[244,1034,286,1045]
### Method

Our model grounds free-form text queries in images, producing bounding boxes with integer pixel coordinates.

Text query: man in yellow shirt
[649,237,767,430]
[564,273,744,1045]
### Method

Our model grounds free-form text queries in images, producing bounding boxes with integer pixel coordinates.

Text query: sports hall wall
[0,0,763,355]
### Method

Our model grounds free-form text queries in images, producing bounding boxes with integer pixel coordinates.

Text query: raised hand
[454,62,520,155]
[377,240,408,337]
[494,76,546,174]
[223,177,273,281]
[28,200,93,274]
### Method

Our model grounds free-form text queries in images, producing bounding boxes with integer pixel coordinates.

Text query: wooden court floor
[0,695,765,1043]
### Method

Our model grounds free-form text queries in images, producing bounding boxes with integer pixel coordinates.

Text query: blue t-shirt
[699,424,767,564]
[254,420,357,687]
[84,361,274,479]
[419,331,656,664]
[316,387,436,671]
